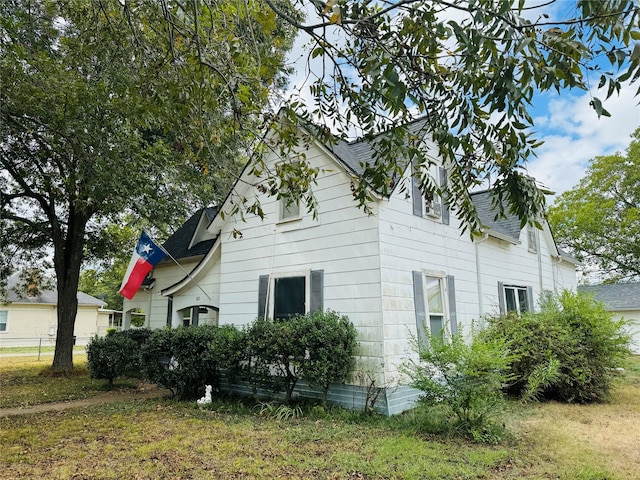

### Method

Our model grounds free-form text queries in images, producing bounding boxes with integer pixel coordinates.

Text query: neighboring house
[578,283,640,354]
[96,309,125,336]
[0,274,107,347]
[123,119,578,414]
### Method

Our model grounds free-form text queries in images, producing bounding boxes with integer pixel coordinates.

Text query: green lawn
[1,356,639,479]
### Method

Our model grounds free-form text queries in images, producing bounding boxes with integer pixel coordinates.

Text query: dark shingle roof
[161,207,218,261]
[6,274,106,306]
[578,283,640,310]
[469,190,522,242]
[327,117,431,179]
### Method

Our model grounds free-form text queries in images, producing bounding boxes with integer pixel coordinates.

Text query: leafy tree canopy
[548,128,640,282]
[0,0,297,370]
[160,0,638,233]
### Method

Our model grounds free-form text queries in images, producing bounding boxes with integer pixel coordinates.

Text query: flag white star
[141,243,152,255]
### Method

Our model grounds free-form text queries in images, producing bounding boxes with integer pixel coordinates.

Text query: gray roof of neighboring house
[578,283,640,310]
[161,207,218,261]
[6,274,106,306]
[469,190,523,242]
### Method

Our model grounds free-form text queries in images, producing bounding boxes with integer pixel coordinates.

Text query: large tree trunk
[51,213,88,372]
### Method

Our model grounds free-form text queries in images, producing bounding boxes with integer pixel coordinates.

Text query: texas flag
[119,231,167,300]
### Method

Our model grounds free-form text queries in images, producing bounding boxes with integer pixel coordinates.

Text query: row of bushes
[403,290,630,442]
[87,310,358,405]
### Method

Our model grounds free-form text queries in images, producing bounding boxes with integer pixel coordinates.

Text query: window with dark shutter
[274,276,306,320]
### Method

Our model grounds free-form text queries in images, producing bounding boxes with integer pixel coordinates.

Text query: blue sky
[526,85,639,201]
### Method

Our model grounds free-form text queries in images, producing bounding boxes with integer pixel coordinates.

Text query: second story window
[279,198,300,222]
[412,163,449,225]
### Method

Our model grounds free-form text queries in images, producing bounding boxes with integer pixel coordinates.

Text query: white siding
[215,142,384,368]
[377,164,479,384]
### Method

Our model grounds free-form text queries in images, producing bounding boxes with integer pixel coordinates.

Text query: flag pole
[147,231,212,301]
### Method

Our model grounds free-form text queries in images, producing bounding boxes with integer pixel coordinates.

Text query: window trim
[412,162,449,224]
[501,284,532,314]
[527,226,538,253]
[267,270,311,320]
[278,197,302,223]
[423,274,448,337]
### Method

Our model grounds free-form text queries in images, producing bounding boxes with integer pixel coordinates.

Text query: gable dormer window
[279,198,300,222]
[424,175,442,219]
[412,163,449,225]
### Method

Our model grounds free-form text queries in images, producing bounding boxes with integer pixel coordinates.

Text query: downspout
[537,229,544,298]
[147,287,153,329]
[474,232,489,325]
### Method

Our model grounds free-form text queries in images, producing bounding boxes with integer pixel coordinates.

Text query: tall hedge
[301,310,358,407]
[244,311,358,404]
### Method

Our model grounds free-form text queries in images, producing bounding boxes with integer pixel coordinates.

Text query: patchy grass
[0,355,135,409]
[1,355,639,479]
[1,401,513,479]
[502,355,640,480]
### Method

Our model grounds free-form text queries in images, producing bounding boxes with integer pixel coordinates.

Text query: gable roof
[5,274,106,306]
[578,283,640,311]
[161,207,218,261]
[327,117,431,179]
[469,190,522,242]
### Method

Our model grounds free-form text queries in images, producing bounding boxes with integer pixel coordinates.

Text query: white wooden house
[123,119,578,414]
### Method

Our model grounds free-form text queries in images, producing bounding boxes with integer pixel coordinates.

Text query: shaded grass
[0,355,135,408]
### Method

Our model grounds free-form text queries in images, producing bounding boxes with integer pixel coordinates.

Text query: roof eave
[483,228,520,245]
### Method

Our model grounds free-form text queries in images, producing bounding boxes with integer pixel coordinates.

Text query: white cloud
[526,86,639,200]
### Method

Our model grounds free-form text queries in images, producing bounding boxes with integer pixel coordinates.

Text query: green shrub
[301,310,358,407]
[402,328,513,443]
[212,325,247,394]
[107,328,153,371]
[140,325,219,400]
[86,334,138,386]
[244,311,358,405]
[244,317,306,403]
[485,290,630,403]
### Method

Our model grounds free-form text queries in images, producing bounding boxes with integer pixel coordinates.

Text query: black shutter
[310,269,324,313]
[446,275,457,335]
[497,282,505,315]
[191,306,199,326]
[166,296,173,328]
[440,166,450,225]
[258,275,269,319]
[412,271,427,344]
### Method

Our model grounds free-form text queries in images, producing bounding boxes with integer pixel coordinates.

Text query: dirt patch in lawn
[0,382,170,418]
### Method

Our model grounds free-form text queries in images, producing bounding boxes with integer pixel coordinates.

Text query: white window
[258,271,323,320]
[0,311,7,332]
[279,198,301,222]
[422,166,442,219]
[180,307,192,327]
[503,285,531,314]
[424,276,446,337]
